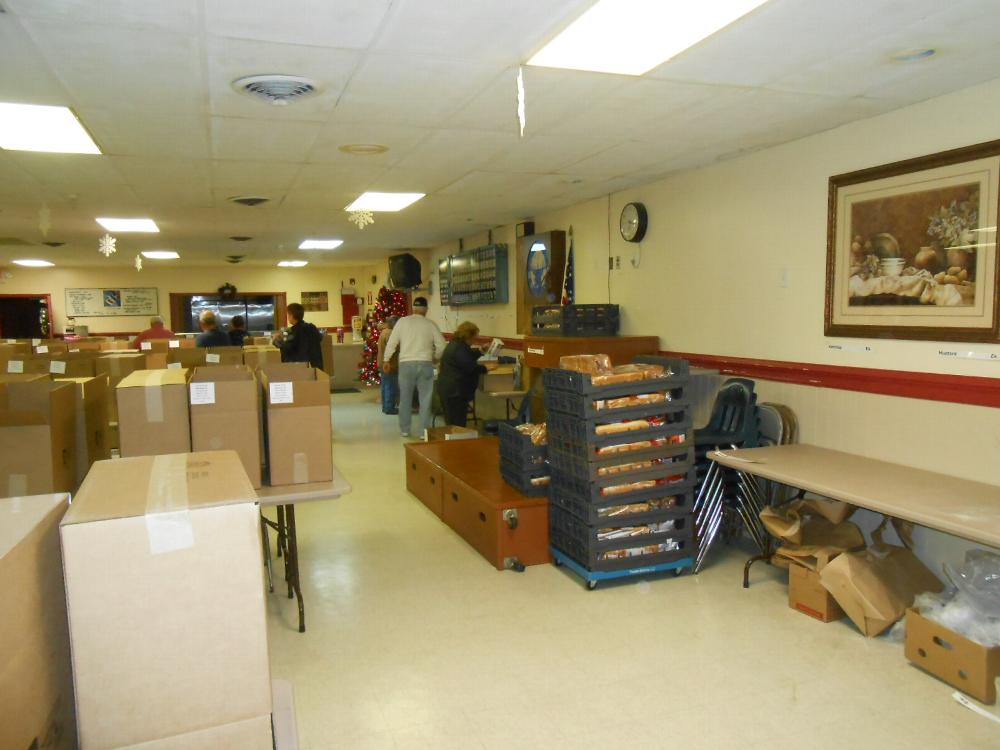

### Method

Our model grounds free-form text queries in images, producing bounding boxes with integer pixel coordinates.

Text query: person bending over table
[436,321,497,427]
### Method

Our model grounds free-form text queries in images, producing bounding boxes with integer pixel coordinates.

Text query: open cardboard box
[0,380,76,495]
[116,369,191,458]
[424,425,478,442]
[55,375,111,490]
[789,562,845,623]
[259,365,332,486]
[905,608,1000,704]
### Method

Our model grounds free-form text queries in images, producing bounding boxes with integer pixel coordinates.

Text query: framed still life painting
[825,139,1000,342]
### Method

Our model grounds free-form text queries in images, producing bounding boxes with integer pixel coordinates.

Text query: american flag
[561,229,575,305]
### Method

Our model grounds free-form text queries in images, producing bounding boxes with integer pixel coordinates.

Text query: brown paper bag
[760,505,865,549]
[801,496,856,524]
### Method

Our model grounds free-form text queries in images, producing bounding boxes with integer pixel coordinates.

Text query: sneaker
[400,431,410,438]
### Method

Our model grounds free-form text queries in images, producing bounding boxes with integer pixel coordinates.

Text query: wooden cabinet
[405,445,443,517]
[522,335,660,368]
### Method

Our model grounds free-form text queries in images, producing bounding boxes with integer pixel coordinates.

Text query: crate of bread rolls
[550,485,693,527]
[551,462,697,506]
[548,434,694,484]
[498,421,550,496]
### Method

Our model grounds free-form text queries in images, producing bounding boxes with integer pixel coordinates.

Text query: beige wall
[1,263,383,333]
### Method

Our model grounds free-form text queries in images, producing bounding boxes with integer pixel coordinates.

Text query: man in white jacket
[383,297,446,438]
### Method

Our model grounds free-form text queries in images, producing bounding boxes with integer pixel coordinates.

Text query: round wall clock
[619,202,648,243]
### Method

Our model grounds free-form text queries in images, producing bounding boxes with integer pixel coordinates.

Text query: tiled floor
[265,392,998,750]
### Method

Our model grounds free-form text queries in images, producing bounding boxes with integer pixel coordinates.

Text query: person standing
[228,314,249,346]
[436,321,496,427]
[376,316,400,415]
[131,316,175,348]
[383,297,445,438]
[195,310,230,347]
[272,303,324,369]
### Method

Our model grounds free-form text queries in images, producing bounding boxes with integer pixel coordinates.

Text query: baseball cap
[413,296,428,308]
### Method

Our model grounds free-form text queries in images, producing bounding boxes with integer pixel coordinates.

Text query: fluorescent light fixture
[973,226,997,233]
[277,260,308,267]
[0,102,101,154]
[141,250,179,259]
[528,0,771,76]
[345,192,425,212]
[298,239,343,250]
[96,217,159,233]
[12,259,54,267]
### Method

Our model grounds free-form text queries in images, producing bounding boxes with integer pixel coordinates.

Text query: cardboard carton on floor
[189,365,262,488]
[33,342,69,356]
[35,351,99,378]
[167,347,207,369]
[137,339,170,354]
[0,372,49,384]
[204,346,245,366]
[0,380,76,496]
[98,340,132,351]
[0,493,76,750]
[425,425,478,442]
[479,364,516,393]
[904,607,1000,704]
[60,451,273,749]
[1,340,31,356]
[96,352,146,421]
[64,340,104,352]
[259,365,332,485]
[252,336,272,346]
[55,375,111,489]
[789,562,844,623]
[116,369,192,458]
[243,345,283,368]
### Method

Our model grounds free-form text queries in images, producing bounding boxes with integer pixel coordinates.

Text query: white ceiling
[0,0,998,267]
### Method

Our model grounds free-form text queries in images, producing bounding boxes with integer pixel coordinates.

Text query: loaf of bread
[599,497,678,518]
[594,392,668,411]
[558,353,612,375]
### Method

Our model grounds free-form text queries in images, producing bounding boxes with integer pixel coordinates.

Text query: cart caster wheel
[674,568,685,577]
[587,580,598,590]
[553,558,562,567]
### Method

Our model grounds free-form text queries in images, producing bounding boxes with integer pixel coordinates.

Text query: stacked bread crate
[544,356,696,589]
[498,422,550,496]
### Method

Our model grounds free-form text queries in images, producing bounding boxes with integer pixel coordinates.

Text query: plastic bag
[944,549,1000,619]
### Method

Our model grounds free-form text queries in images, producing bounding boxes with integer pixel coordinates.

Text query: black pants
[443,396,470,427]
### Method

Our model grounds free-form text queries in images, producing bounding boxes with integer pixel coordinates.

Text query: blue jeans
[380,371,399,413]
[397,361,435,437]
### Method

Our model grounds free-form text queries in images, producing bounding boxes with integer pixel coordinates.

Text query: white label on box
[168,340,180,348]
[49,360,67,375]
[5,339,14,344]
[527,347,544,355]
[35,345,49,354]
[31,338,41,346]
[269,381,294,404]
[140,341,153,350]
[7,360,24,374]
[206,353,221,364]
[167,362,182,370]
[189,382,216,405]
[69,348,80,353]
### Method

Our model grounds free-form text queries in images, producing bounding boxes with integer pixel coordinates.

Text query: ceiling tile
[211,160,304,193]
[210,117,323,162]
[4,0,200,33]
[307,122,433,165]
[292,162,387,194]
[78,109,211,160]
[483,134,615,174]
[204,0,392,49]
[111,157,213,208]
[0,16,71,105]
[393,129,518,174]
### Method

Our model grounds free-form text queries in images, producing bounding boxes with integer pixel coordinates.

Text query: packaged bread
[591,363,666,386]
[529,476,550,487]
[594,415,666,436]
[558,354,612,375]
[596,458,664,477]
[599,497,678,518]
[601,479,657,496]
[515,422,548,446]
[596,520,677,541]
[594,392,668,411]
[599,539,681,561]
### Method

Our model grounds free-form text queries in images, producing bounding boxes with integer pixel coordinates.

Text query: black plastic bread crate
[543,379,688,420]
[497,422,547,468]
[550,508,694,572]
[547,421,691,462]
[548,441,694,483]
[542,357,690,396]
[550,462,697,506]
[531,304,620,337]
[500,459,550,497]
[546,403,691,444]
[544,387,691,424]
[550,485,694,526]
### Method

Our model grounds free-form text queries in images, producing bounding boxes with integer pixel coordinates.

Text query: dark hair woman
[435,321,492,427]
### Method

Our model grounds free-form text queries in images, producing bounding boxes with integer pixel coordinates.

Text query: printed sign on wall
[65,288,159,317]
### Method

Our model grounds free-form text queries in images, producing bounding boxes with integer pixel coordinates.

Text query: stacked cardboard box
[205,346,245,366]
[60,451,273,749]
[242,345,283,368]
[167,347,207,369]
[189,365,263,488]
[0,380,76,496]
[0,493,76,750]
[259,364,332,485]
[96,352,146,422]
[55,375,112,490]
[116,369,192,457]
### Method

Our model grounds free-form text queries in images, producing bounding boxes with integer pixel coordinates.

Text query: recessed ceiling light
[528,0,770,76]
[345,192,425,212]
[96,217,159,233]
[299,239,343,250]
[13,259,54,267]
[891,48,936,62]
[42,241,65,247]
[141,250,179,260]
[338,143,389,156]
[277,260,308,267]
[0,103,101,154]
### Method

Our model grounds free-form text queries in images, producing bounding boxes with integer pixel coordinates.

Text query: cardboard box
[479,365,516,393]
[190,366,262,488]
[0,381,76,496]
[98,340,132,351]
[0,372,49,383]
[251,336,272,346]
[242,345,283,368]
[116,369,192,458]
[425,425,478,442]
[96,352,146,421]
[64,340,104,352]
[167,347,207,369]
[145,352,168,369]
[259,365,332,485]
[204,346,245,366]
[1,339,31,356]
[56,376,111,490]
[33,342,69,356]
[905,607,1000,704]
[117,715,273,750]
[789,562,844,622]
[60,451,272,749]
[35,351,99,378]
[136,340,170,354]
[0,493,76,750]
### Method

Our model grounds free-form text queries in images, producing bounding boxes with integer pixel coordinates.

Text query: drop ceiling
[0,0,997,267]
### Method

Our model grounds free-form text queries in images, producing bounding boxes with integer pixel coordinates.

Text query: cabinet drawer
[405,449,443,518]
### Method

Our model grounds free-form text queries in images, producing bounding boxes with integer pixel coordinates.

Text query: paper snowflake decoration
[38,205,51,237]
[134,253,143,271]
[98,233,117,257]
[348,209,375,230]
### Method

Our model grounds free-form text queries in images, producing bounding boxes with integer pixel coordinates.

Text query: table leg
[285,504,305,633]
[276,505,286,559]
[505,398,512,421]
[260,513,274,594]
[743,553,772,589]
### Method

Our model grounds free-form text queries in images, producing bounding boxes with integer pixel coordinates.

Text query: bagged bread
[558,354,612,375]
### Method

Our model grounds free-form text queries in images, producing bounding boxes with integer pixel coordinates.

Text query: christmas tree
[360,286,408,386]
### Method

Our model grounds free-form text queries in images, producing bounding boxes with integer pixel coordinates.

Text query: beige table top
[257,465,352,507]
[710,444,1000,548]
[485,389,528,398]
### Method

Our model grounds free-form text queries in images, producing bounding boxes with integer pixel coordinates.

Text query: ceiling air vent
[229,235,253,241]
[232,75,318,107]
[228,196,270,207]
[43,241,65,247]
[226,255,245,264]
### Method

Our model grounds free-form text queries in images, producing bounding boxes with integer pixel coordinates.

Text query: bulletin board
[65,287,159,317]
[301,291,329,312]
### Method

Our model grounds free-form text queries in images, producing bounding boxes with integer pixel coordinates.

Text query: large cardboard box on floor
[259,364,332,485]
[166,347,207,369]
[60,451,273,749]
[55,375,111,489]
[190,365,262,488]
[98,340,131,351]
[243,345,283,368]
[789,562,844,622]
[33,342,69,356]
[0,380,76,496]
[0,372,49,383]
[96,352,146,421]
[204,346,245,366]
[33,351,99,378]
[905,607,1000,704]
[1,493,76,750]
[116,369,191,457]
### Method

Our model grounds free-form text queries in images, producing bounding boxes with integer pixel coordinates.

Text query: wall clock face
[619,202,648,243]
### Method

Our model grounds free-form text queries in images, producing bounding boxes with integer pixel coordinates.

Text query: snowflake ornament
[134,253,143,271]
[98,233,117,257]
[38,205,51,238]
[348,209,375,230]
